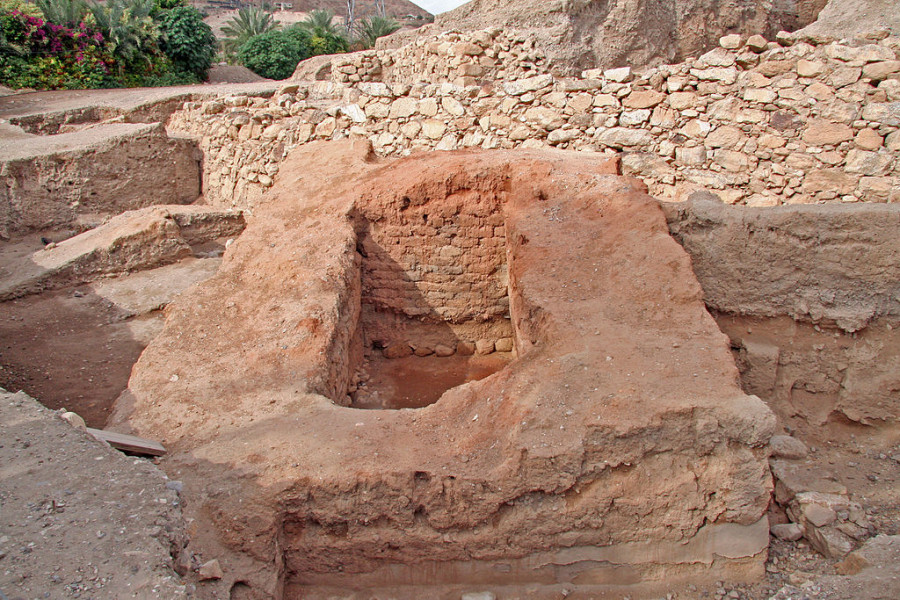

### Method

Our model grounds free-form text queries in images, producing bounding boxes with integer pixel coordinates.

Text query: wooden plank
[87,428,167,457]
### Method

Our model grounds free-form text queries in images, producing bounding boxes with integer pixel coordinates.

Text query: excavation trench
[11,143,897,598]
[345,187,517,410]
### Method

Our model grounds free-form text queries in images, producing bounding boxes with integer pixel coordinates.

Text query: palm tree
[36,0,89,25]
[295,9,340,38]
[354,15,399,49]
[221,6,279,55]
[89,0,161,74]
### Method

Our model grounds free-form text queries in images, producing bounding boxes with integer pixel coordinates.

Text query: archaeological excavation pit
[347,181,517,410]
[110,142,779,598]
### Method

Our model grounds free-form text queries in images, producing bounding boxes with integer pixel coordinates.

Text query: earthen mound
[436,0,827,73]
[111,141,774,597]
[795,0,899,42]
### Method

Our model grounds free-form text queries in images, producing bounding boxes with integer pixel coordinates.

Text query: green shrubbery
[0,0,215,90]
[0,0,406,89]
[233,8,395,81]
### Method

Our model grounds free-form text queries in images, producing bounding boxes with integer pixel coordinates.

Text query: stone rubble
[167,29,899,210]
[769,435,874,561]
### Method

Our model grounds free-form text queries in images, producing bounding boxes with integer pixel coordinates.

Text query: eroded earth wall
[664,195,900,427]
[0,122,200,237]
[167,29,899,210]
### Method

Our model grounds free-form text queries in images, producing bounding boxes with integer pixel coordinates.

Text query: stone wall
[167,28,899,210]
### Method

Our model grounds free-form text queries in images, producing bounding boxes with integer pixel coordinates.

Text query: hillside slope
[436,0,827,73]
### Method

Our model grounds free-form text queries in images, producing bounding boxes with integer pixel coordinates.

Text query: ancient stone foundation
[110,142,776,599]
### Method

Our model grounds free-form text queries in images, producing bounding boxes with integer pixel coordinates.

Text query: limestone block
[719,34,742,49]
[358,82,392,97]
[856,177,899,203]
[366,102,390,119]
[619,109,651,126]
[690,67,738,85]
[698,47,736,68]
[796,59,825,78]
[668,91,698,110]
[676,146,707,166]
[592,93,620,108]
[862,102,900,126]
[623,90,666,109]
[801,169,858,195]
[441,96,466,117]
[745,35,768,53]
[597,127,652,148]
[421,120,447,139]
[340,104,367,123]
[418,98,439,117]
[825,43,895,64]
[389,97,418,119]
[855,128,884,150]
[744,88,777,103]
[680,119,712,138]
[844,149,893,176]
[769,435,808,460]
[523,107,565,131]
[603,66,632,82]
[863,60,900,81]
[547,128,579,145]
[828,66,862,88]
[503,74,553,96]
[802,119,854,145]
[806,81,834,100]
[456,340,476,356]
[714,149,751,171]
[706,126,745,149]
[567,93,594,113]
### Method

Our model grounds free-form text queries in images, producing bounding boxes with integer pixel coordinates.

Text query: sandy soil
[0,389,187,600]
[0,255,223,428]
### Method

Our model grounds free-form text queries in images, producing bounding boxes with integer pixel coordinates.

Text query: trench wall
[664,196,900,426]
[167,28,899,210]
[0,123,200,237]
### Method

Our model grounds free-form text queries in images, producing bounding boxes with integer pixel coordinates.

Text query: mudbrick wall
[355,180,509,324]
[167,28,899,210]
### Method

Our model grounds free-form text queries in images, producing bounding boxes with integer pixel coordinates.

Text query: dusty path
[0,80,277,123]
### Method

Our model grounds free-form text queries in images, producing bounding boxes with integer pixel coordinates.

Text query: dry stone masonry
[167,28,899,210]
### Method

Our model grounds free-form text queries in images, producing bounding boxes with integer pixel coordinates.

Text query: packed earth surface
[2,1,900,599]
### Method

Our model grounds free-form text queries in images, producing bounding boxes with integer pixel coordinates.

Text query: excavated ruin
[105,141,777,598]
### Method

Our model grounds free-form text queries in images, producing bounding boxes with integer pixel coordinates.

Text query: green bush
[307,29,348,56]
[238,28,312,80]
[157,5,214,79]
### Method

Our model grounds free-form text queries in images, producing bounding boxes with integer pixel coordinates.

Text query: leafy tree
[157,5,215,79]
[221,6,278,55]
[36,0,88,26]
[238,27,312,80]
[354,15,399,49]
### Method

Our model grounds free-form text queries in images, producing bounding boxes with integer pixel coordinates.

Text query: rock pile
[167,28,899,210]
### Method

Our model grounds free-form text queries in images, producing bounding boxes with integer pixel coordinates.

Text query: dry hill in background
[436,0,829,73]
